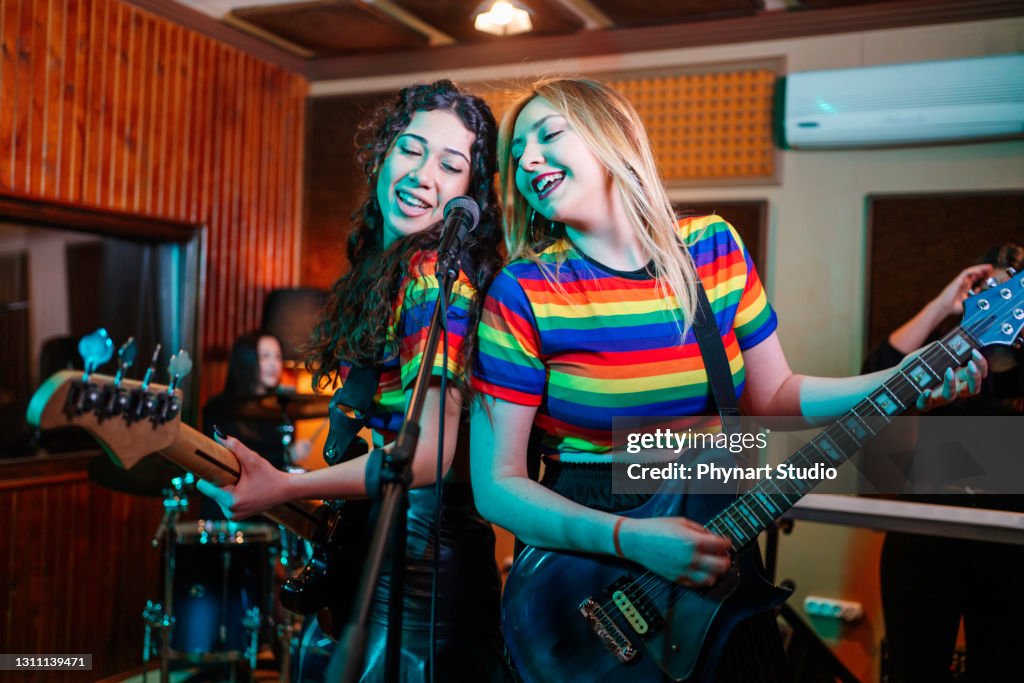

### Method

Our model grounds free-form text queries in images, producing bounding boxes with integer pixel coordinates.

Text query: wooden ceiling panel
[393,0,585,42]
[232,1,430,56]
[797,0,902,7]
[587,0,763,27]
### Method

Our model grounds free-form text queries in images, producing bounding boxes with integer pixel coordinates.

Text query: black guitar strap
[322,365,381,465]
[690,281,741,435]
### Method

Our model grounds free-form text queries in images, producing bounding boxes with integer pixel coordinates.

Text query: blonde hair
[496,78,697,333]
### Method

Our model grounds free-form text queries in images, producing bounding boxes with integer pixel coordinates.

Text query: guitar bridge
[579,597,638,663]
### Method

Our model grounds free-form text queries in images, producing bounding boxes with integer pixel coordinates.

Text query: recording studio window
[0,217,201,460]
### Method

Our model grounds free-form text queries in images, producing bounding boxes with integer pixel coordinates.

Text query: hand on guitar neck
[197,432,297,520]
[911,348,987,412]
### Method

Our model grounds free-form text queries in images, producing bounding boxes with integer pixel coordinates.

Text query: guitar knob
[1008,267,1018,277]
[85,387,101,410]
[166,397,181,419]
[985,277,999,289]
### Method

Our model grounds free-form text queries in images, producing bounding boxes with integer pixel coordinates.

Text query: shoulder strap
[322,365,381,465]
[690,282,741,434]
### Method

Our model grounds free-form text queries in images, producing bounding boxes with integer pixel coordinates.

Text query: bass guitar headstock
[26,329,192,470]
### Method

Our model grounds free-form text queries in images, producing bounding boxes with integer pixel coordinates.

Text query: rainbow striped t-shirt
[472,215,777,461]
[337,250,474,440]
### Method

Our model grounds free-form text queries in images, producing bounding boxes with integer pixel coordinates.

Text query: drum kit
[89,392,335,683]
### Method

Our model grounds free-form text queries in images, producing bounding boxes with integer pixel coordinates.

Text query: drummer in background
[201,331,311,517]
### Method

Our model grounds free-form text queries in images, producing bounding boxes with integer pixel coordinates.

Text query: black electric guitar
[26,359,367,639]
[503,273,1024,682]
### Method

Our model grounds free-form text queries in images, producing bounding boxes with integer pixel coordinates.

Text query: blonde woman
[469,78,986,682]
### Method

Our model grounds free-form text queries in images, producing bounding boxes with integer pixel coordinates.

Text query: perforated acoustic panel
[480,68,778,184]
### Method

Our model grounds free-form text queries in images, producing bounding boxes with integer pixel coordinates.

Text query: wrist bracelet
[613,517,626,558]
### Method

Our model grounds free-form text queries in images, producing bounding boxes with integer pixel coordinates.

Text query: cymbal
[87,453,184,497]
[273,391,332,420]
[205,392,332,421]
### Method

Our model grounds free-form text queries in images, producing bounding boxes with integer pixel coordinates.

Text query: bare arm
[199,381,462,518]
[888,264,993,354]
[739,331,986,424]
[469,396,731,585]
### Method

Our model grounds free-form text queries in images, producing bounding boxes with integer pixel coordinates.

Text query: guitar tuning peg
[113,337,137,387]
[167,350,193,393]
[78,328,114,382]
[1007,267,1017,277]
[140,344,162,393]
[985,277,1000,289]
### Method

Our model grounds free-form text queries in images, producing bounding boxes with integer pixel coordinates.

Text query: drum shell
[170,521,278,658]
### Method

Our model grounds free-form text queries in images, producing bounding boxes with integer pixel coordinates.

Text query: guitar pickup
[579,597,638,664]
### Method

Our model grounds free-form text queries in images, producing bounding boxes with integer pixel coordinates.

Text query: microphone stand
[340,244,466,683]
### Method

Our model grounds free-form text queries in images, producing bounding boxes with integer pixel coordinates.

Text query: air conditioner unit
[775,54,1024,149]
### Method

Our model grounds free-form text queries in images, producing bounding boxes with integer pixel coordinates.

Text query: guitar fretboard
[706,326,980,549]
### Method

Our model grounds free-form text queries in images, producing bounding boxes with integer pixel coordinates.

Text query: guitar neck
[709,325,980,549]
[161,424,326,540]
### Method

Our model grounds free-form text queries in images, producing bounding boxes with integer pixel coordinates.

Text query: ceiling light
[474,0,533,37]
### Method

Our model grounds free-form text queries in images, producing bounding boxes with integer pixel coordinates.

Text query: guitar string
[590,296,1018,619]
[596,338,958,615]
[608,330,980,613]
[612,290,1022,614]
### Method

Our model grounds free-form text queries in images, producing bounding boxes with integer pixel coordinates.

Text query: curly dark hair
[306,80,502,396]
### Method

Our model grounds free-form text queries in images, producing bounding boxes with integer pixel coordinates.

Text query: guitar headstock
[962,270,1024,349]
[26,330,193,470]
[26,370,184,469]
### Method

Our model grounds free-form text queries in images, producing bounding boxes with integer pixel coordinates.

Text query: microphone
[437,196,480,277]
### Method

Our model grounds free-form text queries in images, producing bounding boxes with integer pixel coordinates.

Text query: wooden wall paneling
[153,14,169,215]
[273,68,287,288]
[0,0,308,399]
[1,0,309,675]
[23,0,36,193]
[40,0,62,198]
[158,22,174,216]
[105,1,121,208]
[26,0,40,191]
[130,9,148,214]
[66,0,90,204]
[290,76,303,281]
[0,0,11,190]
[13,0,33,192]
[0,474,165,682]
[88,0,109,206]
[81,0,97,203]
[245,55,260,327]
[257,62,272,293]
[229,47,245,329]
[123,8,140,211]
[302,92,389,289]
[0,489,17,655]
[0,487,11,645]
[240,53,254,325]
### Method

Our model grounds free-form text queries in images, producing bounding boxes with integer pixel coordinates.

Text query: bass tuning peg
[78,328,114,382]
[167,350,193,393]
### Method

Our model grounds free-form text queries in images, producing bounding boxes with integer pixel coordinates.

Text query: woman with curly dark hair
[199,80,508,681]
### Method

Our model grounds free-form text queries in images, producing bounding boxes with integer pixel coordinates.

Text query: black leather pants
[324,483,509,683]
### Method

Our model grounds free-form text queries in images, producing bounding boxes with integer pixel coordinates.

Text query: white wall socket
[803,595,864,622]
